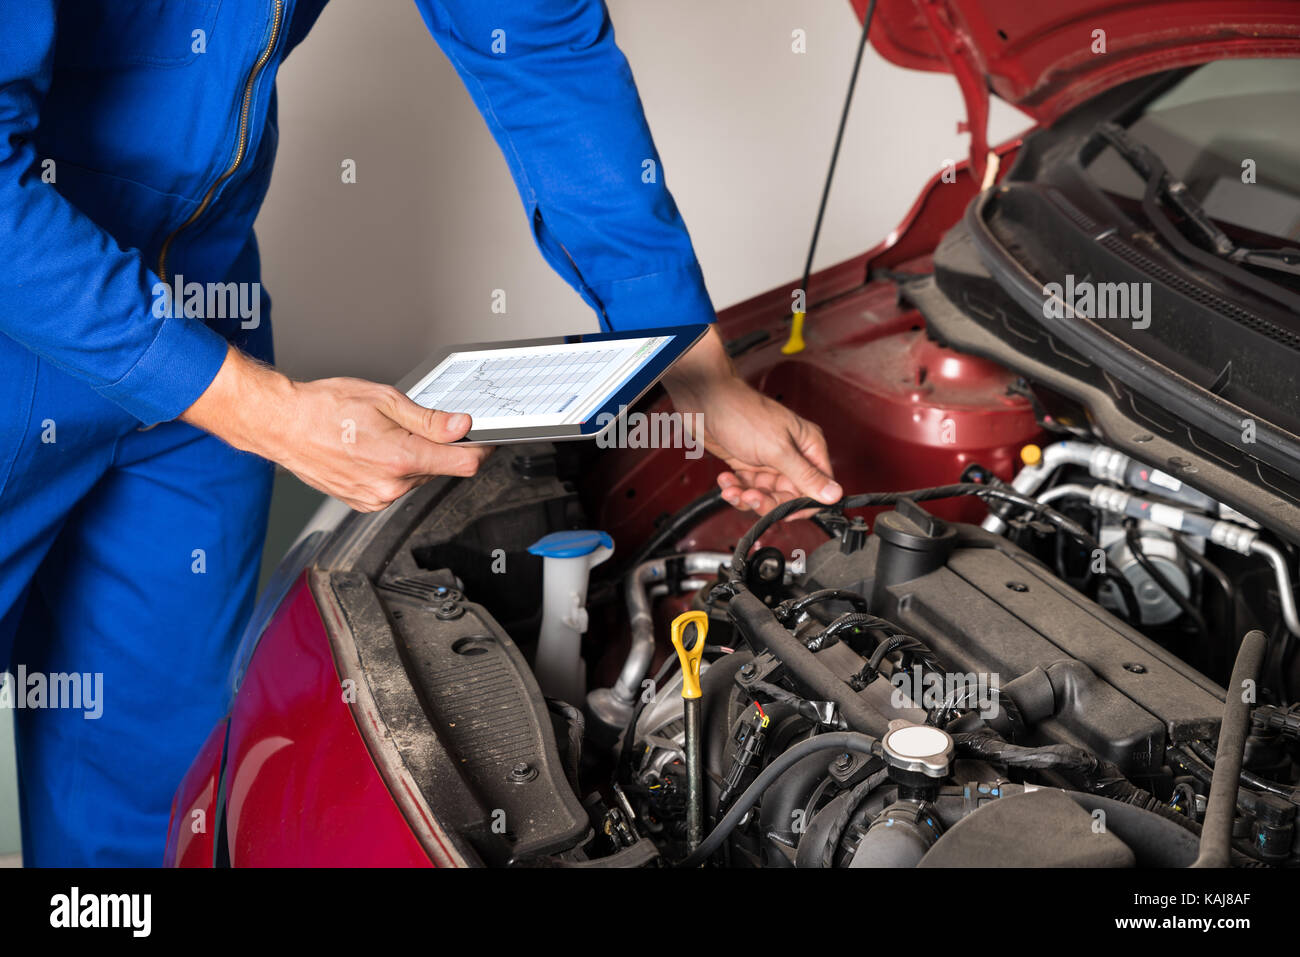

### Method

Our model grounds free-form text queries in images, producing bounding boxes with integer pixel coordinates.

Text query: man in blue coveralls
[0,1,842,865]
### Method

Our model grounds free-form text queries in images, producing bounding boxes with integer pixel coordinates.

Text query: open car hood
[859,0,1300,177]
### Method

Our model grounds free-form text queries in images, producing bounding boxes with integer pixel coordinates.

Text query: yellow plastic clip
[670,610,709,700]
[782,311,806,355]
[1020,443,1043,468]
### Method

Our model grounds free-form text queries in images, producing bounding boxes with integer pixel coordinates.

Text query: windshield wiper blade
[1092,121,1300,313]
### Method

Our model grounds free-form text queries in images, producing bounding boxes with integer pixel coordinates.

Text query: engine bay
[317,71,1300,866]
[347,412,1300,868]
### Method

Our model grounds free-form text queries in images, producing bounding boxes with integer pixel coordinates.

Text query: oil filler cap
[881,720,954,779]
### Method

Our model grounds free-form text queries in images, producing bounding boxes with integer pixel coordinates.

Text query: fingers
[373,386,493,480]
[718,470,784,515]
[279,382,497,513]
[719,420,840,511]
[381,388,475,443]
[399,431,492,480]
[778,419,841,504]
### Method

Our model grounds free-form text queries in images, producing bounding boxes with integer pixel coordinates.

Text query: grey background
[0,0,1026,861]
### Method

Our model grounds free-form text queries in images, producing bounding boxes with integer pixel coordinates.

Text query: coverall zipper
[157,0,284,282]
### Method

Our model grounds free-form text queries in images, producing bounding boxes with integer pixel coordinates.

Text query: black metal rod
[796,0,876,310]
[683,697,704,853]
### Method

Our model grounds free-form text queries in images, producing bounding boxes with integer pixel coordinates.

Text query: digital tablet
[396,324,711,444]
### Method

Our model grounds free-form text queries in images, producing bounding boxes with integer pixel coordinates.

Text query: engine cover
[803,504,1227,775]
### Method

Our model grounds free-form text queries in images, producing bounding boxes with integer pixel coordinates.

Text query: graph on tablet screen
[407,335,672,429]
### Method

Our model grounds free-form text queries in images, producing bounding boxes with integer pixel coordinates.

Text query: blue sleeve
[413,0,716,331]
[0,1,230,425]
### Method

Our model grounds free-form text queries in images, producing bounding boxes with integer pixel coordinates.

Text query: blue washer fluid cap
[528,530,614,559]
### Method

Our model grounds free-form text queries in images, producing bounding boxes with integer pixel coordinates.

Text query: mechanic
[0,1,841,865]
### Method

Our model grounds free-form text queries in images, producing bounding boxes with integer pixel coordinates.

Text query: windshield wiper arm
[1231,246,1300,278]
[1097,123,1236,252]
[1093,121,1300,311]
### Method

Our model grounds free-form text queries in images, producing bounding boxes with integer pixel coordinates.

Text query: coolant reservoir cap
[881,721,954,778]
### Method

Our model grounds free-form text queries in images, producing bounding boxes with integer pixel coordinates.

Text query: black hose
[744,678,845,727]
[619,487,725,579]
[758,749,834,866]
[676,731,880,867]
[865,633,943,677]
[804,611,894,651]
[1194,629,1268,868]
[1172,532,1237,676]
[820,768,890,868]
[1173,532,1234,611]
[1124,523,1209,640]
[546,698,584,794]
[776,589,870,624]
[727,482,1142,623]
[1187,739,1299,802]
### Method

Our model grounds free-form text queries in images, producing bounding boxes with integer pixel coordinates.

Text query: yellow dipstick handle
[670,610,709,699]
[782,311,807,355]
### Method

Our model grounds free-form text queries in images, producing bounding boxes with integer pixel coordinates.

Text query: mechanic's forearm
[179,345,295,457]
[662,326,735,406]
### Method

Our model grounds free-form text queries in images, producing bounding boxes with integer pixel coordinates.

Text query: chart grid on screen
[413,343,648,420]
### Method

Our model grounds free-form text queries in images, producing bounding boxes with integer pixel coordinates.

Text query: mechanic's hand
[664,327,841,515]
[182,346,491,512]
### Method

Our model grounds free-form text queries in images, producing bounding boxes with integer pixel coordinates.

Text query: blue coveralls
[0,0,715,865]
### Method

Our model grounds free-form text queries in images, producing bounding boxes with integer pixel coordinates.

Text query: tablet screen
[406,334,674,429]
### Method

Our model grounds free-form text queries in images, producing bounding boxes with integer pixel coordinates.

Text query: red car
[168,1,1300,868]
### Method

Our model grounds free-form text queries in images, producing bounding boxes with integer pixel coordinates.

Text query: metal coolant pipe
[1031,482,1300,638]
[983,441,1219,533]
[587,551,731,728]
[1086,486,1300,638]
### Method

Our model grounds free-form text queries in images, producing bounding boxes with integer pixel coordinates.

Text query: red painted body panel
[163,719,225,867]
[861,0,1300,124]
[222,577,432,867]
[858,0,1300,176]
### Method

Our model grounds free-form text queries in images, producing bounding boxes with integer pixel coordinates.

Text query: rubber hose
[1194,629,1268,868]
[676,731,879,868]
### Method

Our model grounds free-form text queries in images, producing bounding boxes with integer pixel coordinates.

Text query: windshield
[1086,59,1300,245]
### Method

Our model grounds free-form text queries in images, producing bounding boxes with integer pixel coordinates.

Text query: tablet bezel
[395,323,711,445]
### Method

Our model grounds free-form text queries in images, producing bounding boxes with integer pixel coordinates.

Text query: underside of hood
[858,0,1300,177]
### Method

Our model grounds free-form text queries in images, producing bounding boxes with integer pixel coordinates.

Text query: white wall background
[257,0,1029,384]
[0,0,1030,860]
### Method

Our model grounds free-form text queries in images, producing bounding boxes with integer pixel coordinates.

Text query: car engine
[366,416,1300,868]
[511,434,1300,868]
